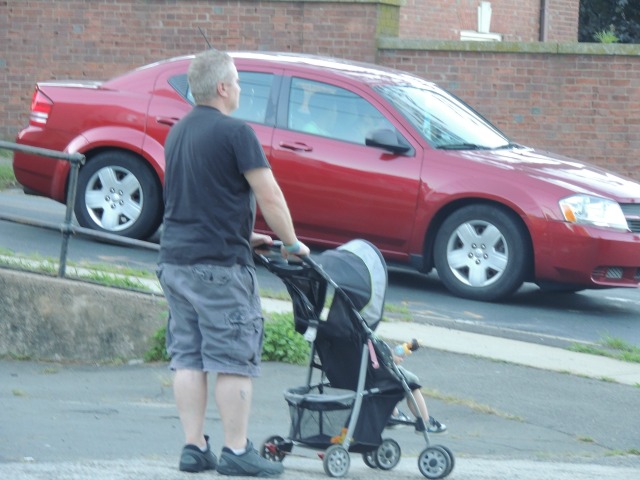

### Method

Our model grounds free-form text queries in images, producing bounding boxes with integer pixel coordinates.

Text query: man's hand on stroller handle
[251,235,310,259]
[250,232,275,254]
[280,239,310,259]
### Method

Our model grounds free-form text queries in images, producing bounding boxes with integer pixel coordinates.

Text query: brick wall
[2,0,638,181]
[377,42,640,181]
[399,0,578,42]
[399,0,540,41]
[0,0,387,140]
[544,0,580,42]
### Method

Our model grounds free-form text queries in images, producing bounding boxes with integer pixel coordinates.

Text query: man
[157,49,309,477]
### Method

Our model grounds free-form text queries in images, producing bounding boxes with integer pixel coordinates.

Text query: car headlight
[559,194,629,230]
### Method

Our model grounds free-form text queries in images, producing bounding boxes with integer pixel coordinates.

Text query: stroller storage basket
[285,385,355,449]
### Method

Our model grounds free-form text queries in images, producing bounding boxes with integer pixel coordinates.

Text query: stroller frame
[256,240,455,478]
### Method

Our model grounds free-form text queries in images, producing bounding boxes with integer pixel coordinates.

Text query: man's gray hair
[188,50,235,105]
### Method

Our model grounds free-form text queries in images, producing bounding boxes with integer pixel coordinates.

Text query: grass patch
[605,449,640,457]
[144,325,171,363]
[0,251,303,301]
[0,254,59,275]
[383,301,413,322]
[384,302,410,315]
[0,252,158,291]
[262,311,310,365]
[77,270,148,290]
[569,336,640,364]
[0,152,18,190]
[144,311,311,366]
[259,288,292,302]
[157,373,173,388]
[421,387,523,421]
[73,261,156,279]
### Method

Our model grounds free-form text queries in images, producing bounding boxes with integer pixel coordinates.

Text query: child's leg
[406,388,430,420]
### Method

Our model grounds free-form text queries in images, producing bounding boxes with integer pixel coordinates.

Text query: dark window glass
[288,77,393,145]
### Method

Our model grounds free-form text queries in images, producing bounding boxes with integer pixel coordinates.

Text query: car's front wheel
[74,151,163,240]
[433,204,530,301]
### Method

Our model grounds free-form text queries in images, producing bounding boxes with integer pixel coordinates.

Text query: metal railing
[0,140,159,278]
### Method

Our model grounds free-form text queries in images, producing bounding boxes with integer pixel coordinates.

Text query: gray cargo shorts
[157,263,264,377]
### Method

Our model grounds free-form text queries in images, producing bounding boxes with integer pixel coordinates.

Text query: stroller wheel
[260,435,287,462]
[437,445,455,475]
[323,444,350,478]
[418,445,454,479]
[375,438,401,470]
[362,450,378,469]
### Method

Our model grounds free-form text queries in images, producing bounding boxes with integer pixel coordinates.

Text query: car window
[288,77,394,145]
[232,72,274,124]
[168,72,274,125]
[376,84,508,149]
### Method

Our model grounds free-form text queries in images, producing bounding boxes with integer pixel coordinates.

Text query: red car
[13,52,640,301]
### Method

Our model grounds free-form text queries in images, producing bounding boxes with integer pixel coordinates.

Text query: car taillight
[29,88,53,126]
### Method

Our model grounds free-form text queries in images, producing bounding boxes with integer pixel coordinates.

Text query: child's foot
[386,409,413,428]
[427,416,447,433]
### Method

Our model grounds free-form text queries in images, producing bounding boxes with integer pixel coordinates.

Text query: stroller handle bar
[254,240,339,292]
[254,240,376,340]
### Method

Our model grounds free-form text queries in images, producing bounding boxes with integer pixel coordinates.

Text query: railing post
[58,153,84,277]
[0,140,86,277]
[1,141,159,273]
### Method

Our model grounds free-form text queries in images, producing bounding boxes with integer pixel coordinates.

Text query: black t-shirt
[158,105,270,266]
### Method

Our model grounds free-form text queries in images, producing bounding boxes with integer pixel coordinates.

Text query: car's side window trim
[168,74,190,103]
[262,74,282,126]
[276,75,292,130]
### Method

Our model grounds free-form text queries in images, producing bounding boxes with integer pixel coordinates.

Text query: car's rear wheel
[74,151,162,240]
[434,204,530,301]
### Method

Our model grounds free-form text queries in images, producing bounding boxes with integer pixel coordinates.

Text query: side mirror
[365,128,411,154]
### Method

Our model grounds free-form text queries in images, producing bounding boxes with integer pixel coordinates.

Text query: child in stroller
[387,339,447,434]
[255,239,454,479]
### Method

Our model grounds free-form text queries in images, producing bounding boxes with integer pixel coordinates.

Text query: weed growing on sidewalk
[144,311,310,365]
[144,324,171,362]
[262,312,310,365]
[422,387,523,421]
[569,336,640,364]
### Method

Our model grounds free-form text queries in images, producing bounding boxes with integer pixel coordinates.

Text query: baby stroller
[255,239,455,478]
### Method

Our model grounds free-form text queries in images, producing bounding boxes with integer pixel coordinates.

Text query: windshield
[376,84,510,150]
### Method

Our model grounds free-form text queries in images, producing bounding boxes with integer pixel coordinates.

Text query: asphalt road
[1,187,639,348]
[2,158,640,479]
[2,347,639,479]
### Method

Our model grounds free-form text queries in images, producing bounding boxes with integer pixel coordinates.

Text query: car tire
[74,151,163,240]
[434,204,530,301]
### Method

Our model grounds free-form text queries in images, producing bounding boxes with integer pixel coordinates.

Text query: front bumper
[534,220,640,288]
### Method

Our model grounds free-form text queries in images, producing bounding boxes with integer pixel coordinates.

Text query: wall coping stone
[267,0,405,5]
[377,38,640,56]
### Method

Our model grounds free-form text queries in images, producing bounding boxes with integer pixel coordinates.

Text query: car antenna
[198,27,213,49]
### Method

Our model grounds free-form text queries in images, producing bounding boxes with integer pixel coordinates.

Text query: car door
[266,74,424,259]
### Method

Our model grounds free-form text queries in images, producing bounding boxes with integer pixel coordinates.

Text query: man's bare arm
[244,167,309,256]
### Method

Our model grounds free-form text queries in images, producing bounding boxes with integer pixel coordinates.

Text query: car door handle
[279,141,313,152]
[156,116,179,126]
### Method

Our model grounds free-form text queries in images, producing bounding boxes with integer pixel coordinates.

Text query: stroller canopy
[316,239,387,331]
